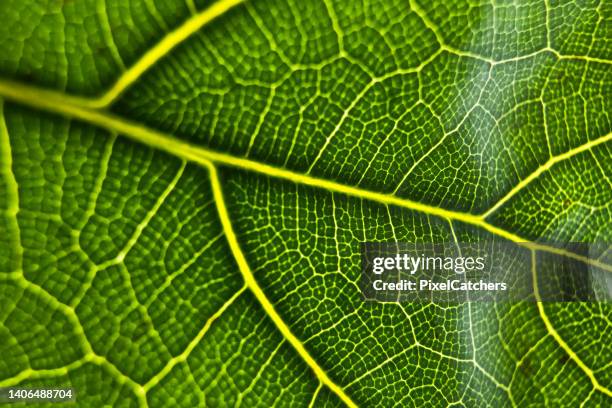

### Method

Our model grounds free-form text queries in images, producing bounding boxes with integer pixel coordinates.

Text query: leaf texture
[0,0,610,407]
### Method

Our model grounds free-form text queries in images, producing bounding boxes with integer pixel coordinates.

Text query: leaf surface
[0,0,610,406]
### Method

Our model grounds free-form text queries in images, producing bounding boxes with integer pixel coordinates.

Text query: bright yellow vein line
[91,0,246,108]
[0,78,609,273]
[207,163,358,408]
[483,132,612,218]
[531,251,612,397]
[0,98,23,271]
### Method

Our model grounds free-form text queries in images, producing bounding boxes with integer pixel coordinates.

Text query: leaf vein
[208,163,359,408]
[0,99,23,272]
[531,251,612,397]
[143,285,247,392]
[92,0,246,108]
[0,79,609,273]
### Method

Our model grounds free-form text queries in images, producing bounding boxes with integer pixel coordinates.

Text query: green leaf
[0,0,610,406]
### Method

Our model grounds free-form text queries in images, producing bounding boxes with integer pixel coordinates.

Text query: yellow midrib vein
[0,78,610,273]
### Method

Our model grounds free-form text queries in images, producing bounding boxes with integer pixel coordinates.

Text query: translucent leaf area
[0,0,610,406]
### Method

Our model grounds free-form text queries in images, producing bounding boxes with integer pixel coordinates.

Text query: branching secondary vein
[0,99,23,271]
[143,285,248,392]
[208,162,359,408]
[483,133,612,218]
[92,0,247,108]
[531,251,612,397]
